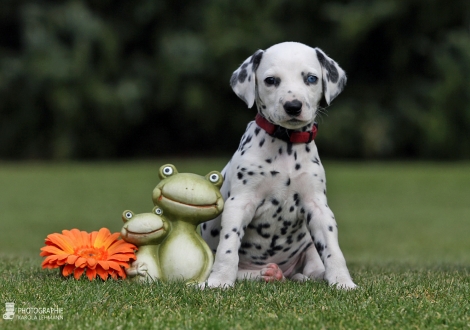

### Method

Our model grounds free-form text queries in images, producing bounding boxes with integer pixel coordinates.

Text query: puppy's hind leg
[290,243,325,282]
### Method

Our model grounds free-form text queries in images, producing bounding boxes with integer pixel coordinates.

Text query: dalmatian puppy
[201,42,356,289]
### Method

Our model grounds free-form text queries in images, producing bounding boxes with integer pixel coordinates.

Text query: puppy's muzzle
[284,100,302,117]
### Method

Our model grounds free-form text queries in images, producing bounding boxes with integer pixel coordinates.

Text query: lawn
[1,159,469,329]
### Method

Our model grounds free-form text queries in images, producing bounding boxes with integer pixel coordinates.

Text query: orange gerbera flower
[40,228,137,281]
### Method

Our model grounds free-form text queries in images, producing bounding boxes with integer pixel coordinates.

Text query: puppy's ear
[230,50,264,108]
[315,48,347,106]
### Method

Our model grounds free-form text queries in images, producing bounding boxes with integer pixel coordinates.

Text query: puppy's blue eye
[307,75,318,84]
[264,77,275,85]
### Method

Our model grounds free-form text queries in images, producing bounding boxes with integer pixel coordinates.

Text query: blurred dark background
[0,0,469,160]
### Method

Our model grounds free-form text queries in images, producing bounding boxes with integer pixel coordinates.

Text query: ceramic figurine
[122,164,224,284]
[121,207,169,281]
[152,164,224,284]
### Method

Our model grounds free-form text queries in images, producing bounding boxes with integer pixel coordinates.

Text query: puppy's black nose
[284,100,302,116]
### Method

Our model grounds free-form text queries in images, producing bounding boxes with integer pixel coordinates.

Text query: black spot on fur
[314,241,325,257]
[287,143,293,155]
[240,135,252,151]
[241,242,252,249]
[293,194,300,206]
[237,172,243,180]
[271,199,280,205]
[251,50,264,72]
[226,250,231,254]
[259,138,265,147]
[307,212,312,224]
[316,49,339,83]
[210,229,220,237]
[329,226,333,232]
[295,163,301,170]
[270,171,279,176]
[225,234,230,239]
[254,127,261,136]
[306,145,311,153]
[289,206,295,212]
[265,158,272,164]
[202,223,206,230]
[312,157,320,165]
[286,178,291,186]
[254,261,266,266]
[239,249,247,255]
[297,232,306,242]
[327,254,331,258]
[278,147,283,155]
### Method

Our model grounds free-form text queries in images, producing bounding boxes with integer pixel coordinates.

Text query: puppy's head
[230,42,346,130]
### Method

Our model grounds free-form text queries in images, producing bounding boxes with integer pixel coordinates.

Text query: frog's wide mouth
[124,227,164,236]
[158,193,220,209]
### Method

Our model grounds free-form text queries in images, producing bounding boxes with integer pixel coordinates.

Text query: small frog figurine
[152,164,224,284]
[121,206,169,281]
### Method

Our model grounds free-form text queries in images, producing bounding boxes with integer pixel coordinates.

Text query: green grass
[1,159,470,329]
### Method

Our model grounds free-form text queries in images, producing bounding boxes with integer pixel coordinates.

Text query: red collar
[255,114,318,144]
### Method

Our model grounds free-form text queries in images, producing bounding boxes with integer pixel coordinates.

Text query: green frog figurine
[121,206,169,281]
[152,164,224,284]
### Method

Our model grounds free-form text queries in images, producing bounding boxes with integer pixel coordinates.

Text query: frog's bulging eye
[125,212,133,220]
[163,166,173,176]
[209,173,220,183]
[154,208,163,215]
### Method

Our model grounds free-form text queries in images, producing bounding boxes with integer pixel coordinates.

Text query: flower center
[74,246,108,260]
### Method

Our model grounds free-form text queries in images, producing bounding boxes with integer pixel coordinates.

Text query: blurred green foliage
[0,0,469,159]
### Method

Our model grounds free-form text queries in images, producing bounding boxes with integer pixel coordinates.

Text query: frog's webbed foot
[126,262,149,278]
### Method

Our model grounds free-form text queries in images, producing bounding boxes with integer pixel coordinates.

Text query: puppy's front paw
[325,272,357,290]
[199,276,235,289]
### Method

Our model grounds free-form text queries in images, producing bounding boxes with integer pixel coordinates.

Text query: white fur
[202,42,356,289]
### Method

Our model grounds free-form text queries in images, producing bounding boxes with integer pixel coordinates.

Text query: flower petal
[94,228,111,248]
[81,231,89,247]
[89,230,98,246]
[100,232,121,250]
[74,267,85,280]
[75,257,87,268]
[87,258,97,268]
[107,240,137,255]
[40,245,69,256]
[86,268,97,281]
[67,255,79,265]
[98,260,109,270]
[108,254,135,262]
[41,255,59,268]
[62,264,75,277]
[107,261,123,272]
[46,233,74,254]
[96,266,109,281]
